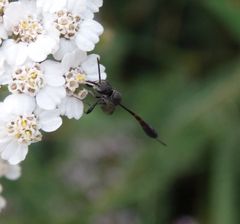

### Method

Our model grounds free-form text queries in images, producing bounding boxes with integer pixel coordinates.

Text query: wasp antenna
[97,58,102,83]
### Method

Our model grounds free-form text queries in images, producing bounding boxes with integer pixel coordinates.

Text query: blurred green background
[2,0,240,223]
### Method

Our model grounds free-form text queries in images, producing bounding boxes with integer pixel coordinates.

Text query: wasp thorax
[97,81,113,96]
[12,16,43,43]
[9,64,45,96]
[54,10,80,40]
[6,115,42,144]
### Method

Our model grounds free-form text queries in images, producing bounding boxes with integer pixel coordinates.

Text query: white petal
[1,141,16,161]
[87,72,106,81]
[2,40,28,65]
[53,39,77,61]
[40,60,65,86]
[61,50,87,71]
[0,54,5,72]
[80,9,94,20]
[5,164,21,180]
[0,25,7,39]
[81,54,107,80]
[79,29,100,44]
[39,110,62,132]
[0,140,27,165]
[3,94,35,115]
[37,0,67,13]
[28,35,58,62]
[27,43,47,62]
[81,54,100,69]
[75,20,103,51]
[36,86,66,110]
[0,137,12,154]
[4,2,30,31]
[0,74,11,85]
[8,144,28,165]
[87,0,103,13]
[75,34,95,51]
[0,113,8,124]
[59,97,84,120]
[80,0,103,19]
[67,0,87,14]
[45,75,65,87]
[86,2,99,13]
[81,20,104,35]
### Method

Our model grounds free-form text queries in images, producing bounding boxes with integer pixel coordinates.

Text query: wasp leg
[85,100,101,114]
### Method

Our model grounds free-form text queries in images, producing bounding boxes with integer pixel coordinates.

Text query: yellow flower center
[64,68,88,95]
[6,115,42,144]
[76,73,86,82]
[9,64,45,96]
[12,16,43,43]
[54,10,80,40]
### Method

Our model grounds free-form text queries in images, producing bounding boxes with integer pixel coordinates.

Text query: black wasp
[85,59,166,146]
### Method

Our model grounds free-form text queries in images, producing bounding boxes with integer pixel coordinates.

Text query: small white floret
[0,94,63,165]
[0,60,66,110]
[2,1,59,65]
[58,50,106,119]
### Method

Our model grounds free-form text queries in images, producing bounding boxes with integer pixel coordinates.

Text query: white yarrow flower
[54,16,103,59]
[0,60,66,110]
[0,94,62,165]
[58,50,106,119]
[0,0,106,213]
[2,0,59,65]
[36,0,103,59]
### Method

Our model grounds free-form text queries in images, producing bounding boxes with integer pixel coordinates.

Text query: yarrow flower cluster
[0,0,106,212]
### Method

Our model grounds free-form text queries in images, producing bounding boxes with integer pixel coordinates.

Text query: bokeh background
[2,0,240,223]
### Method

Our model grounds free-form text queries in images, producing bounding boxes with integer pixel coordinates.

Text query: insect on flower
[85,59,167,146]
